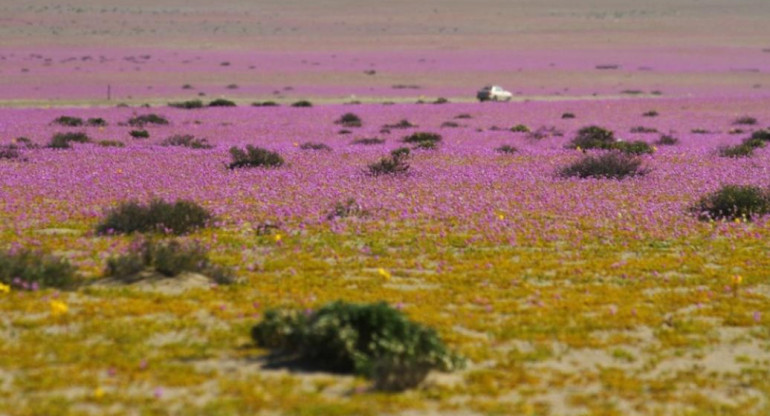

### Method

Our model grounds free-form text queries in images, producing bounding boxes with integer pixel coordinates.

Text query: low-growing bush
[630,126,658,133]
[368,148,410,176]
[53,116,83,126]
[613,140,654,155]
[383,119,416,129]
[251,301,465,391]
[49,132,90,149]
[0,144,22,160]
[252,101,279,107]
[97,140,125,148]
[403,132,442,145]
[441,121,459,128]
[326,198,366,220]
[561,112,576,119]
[128,114,169,127]
[208,98,237,107]
[559,151,647,180]
[169,99,204,109]
[129,129,149,139]
[750,129,770,142]
[433,97,449,104]
[87,118,107,126]
[495,145,518,154]
[719,143,758,158]
[733,116,758,126]
[228,145,284,169]
[454,114,472,119]
[0,249,76,289]
[643,110,659,117]
[527,126,563,140]
[335,113,362,127]
[96,199,212,235]
[15,137,36,148]
[655,135,678,146]
[690,185,770,221]
[291,100,313,108]
[691,128,711,134]
[105,238,234,284]
[511,124,530,133]
[299,142,332,151]
[568,125,616,149]
[161,134,213,149]
[351,137,385,145]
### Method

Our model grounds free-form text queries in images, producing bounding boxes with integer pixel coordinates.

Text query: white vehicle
[477,85,512,102]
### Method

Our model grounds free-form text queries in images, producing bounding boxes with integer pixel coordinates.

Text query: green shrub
[612,140,654,155]
[335,113,362,127]
[129,129,149,139]
[0,249,76,289]
[403,132,442,145]
[160,134,213,149]
[87,118,107,126]
[368,148,411,176]
[0,144,21,160]
[96,199,212,235]
[511,124,530,133]
[208,98,237,107]
[383,119,417,129]
[52,116,83,126]
[105,239,234,284]
[127,114,169,127]
[691,128,710,134]
[643,110,659,117]
[251,301,465,391]
[561,113,576,119]
[454,114,472,119]
[15,137,36,148]
[559,152,647,180]
[299,142,332,151]
[690,185,770,221]
[441,121,459,128]
[567,125,616,149]
[352,138,385,145]
[733,116,758,126]
[433,97,449,104]
[97,140,125,148]
[655,135,678,146]
[228,145,284,169]
[326,198,366,220]
[49,132,91,149]
[495,145,518,154]
[291,100,313,108]
[718,137,764,158]
[252,101,279,107]
[629,126,658,133]
[169,99,204,109]
[750,129,770,142]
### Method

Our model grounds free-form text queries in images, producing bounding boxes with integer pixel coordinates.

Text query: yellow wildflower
[0,282,10,294]
[576,146,582,152]
[94,387,105,399]
[274,234,282,242]
[731,275,742,285]
[497,214,505,220]
[378,268,391,280]
[50,300,68,317]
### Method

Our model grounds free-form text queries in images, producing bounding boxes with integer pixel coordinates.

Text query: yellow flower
[731,275,743,285]
[274,234,282,243]
[497,214,505,220]
[378,268,391,280]
[0,283,10,294]
[93,387,105,399]
[576,146,582,152]
[50,300,68,317]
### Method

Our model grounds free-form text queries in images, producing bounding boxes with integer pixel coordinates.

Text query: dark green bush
[0,249,76,289]
[228,145,284,169]
[208,98,237,107]
[251,301,465,391]
[368,148,411,176]
[691,128,711,134]
[643,110,659,117]
[351,137,385,145]
[733,116,757,126]
[53,116,83,126]
[326,198,366,220]
[169,100,204,109]
[719,136,765,158]
[96,199,212,235]
[511,124,530,133]
[441,121,459,128]
[97,140,125,148]
[690,185,770,221]
[160,134,213,149]
[252,101,279,107]
[335,113,362,127]
[403,132,442,145]
[87,118,107,126]
[299,142,332,151]
[454,114,472,119]
[129,129,150,139]
[559,151,647,180]
[629,126,658,133]
[291,100,313,108]
[49,132,91,149]
[128,114,169,127]
[561,113,576,119]
[105,239,234,284]
[495,145,518,154]
[567,126,616,149]
[0,144,21,160]
[433,97,449,104]
[750,129,770,142]
[383,119,416,129]
[655,135,678,146]
[612,140,654,155]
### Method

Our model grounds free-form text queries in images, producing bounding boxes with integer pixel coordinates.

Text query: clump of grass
[655,135,679,146]
[351,137,385,146]
[291,100,313,108]
[129,129,149,139]
[0,249,76,289]
[52,116,83,126]
[733,116,758,126]
[433,97,449,104]
[0,144,22,160]
[690,185,770,221]
[691,128,711,134]
[338,129,352,135]
[750,129,770,142]
[630,126,658,133]
[559,151,647,180]
[299,142,332,151]
[49,132,90,149]
[643,110,659,117]
[719,142,759,158]
[161,134,213,149]
[251,301,465,391]
[368,148,411,176]
[226,84,238,89]
[613,140,654,155]
[335,113,362,127]
[568,126,616,149]
[511,124,530,133]
[228,145,284,169]
[326,198,366,220]
[104,238,234,284]
[402,132,442,146]
[252,101,279,107]
[454,114,472,119]
[87,118,107,126]
[97,140,125,148]
[96,199,212,235]
[169,100,204,109]
[383,119,416,129]
[208,98,236,107]
[495,145,518,154]
[441,121,459,128]
[561,113,576,119]
[128,114,169,127]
